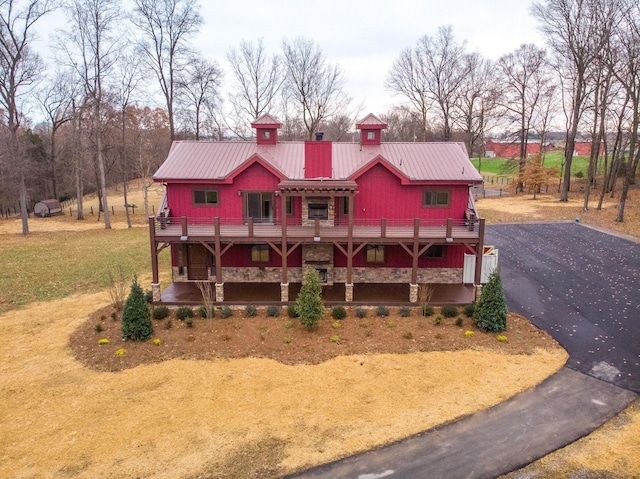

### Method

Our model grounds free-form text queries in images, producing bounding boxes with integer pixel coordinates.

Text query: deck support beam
[473,218,486,301]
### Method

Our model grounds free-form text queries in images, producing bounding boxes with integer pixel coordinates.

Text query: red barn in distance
[148,113,487,305]
[485,139,605,158]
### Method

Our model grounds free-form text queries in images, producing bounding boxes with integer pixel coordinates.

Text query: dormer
[251,113,282,145]
[356,113,387,146]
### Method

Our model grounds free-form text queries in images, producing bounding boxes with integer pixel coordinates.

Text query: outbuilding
[34,199,62,217]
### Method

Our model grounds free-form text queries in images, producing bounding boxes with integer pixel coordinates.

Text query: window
[286,196,293,215]
[263,130,271,139]
[316,268,328,283]
[423,190,449,207]
[193,189,219,206]
[308,203,328,220]
[251,244,269,262]
[367,131,375,140]
[342,197,349,215]
[424,245,444,259]
[366,244,385,263]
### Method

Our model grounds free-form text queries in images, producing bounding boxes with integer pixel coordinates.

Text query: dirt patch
[70,305,557,372]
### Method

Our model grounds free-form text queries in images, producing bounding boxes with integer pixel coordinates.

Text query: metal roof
[356,113,387,129]
[154,140,482,184]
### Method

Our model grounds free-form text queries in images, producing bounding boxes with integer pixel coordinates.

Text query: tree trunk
[19,173,29,236]
[95,103,111,229]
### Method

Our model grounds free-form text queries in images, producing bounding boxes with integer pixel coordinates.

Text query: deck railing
[153,215,480,237]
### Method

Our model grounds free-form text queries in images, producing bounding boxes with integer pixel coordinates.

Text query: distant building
[485,140,541,159]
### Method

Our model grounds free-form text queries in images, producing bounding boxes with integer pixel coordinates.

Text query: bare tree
[130,0,202,142]
[0,0,55,235]
[455,53,500,157]
[177,57,222,140]
[58,0,123,229]
[532,0,621,201]
[227,38,284,138]
[386,46,432,141]
[496,44,551,185]
[282,37,350,140]
[36,68,76,200]
[380,106,425,142]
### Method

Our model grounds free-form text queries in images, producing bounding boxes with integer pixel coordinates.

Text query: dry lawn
[0,179,638,478]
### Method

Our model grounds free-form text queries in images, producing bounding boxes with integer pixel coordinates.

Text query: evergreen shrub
[121,276,153,341]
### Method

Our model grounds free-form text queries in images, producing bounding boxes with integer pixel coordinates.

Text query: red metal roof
[154,140,482,184]
[356,113,387,129]
[251,113,282,128]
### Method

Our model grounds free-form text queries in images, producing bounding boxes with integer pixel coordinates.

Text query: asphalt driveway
[289,222,639,478]
[486,222,640,393]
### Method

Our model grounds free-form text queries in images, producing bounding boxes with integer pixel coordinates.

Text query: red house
[485,140,541,158]
[148,113,486,304]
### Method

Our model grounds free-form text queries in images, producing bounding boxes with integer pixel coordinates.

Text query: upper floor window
[367,131,375,140]
[193,189,219,206]
[423,189,449,208]
[366,244,385,263]
[286,196,293,215]
[263,130,271,139]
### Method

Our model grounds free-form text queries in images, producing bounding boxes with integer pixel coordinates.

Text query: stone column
[151,282,161,302]
[215,283,224,303]
[474,283,483,302]
[345,283,354,302]
[409,283,419,303]
[280,283,289,302]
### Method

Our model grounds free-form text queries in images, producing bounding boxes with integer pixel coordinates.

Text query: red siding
[333,244,464,268]
[166,162,283,220]
[353,163,469,221]
[360,129,382,145]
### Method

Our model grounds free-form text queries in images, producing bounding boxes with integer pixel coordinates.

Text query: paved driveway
[486,222,640,393]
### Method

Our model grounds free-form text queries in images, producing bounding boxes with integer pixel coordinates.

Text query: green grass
[0,228,170,314]
[471,151,595,178]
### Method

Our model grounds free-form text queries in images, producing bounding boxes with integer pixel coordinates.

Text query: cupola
[251,113,282,145]
[356,113,387,146]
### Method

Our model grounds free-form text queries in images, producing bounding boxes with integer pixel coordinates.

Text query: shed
[34,199,62,217]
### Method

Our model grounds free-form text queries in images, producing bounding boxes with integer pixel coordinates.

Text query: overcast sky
[34,1,544,118]
[195,0,544,115]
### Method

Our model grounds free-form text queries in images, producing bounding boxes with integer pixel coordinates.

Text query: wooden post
[474,218,486,286]
[214,217,222,282]
[281,193,288,284]
[149,217,159,284]
[381,218,386,238]
[314,218,320,237]
[446,217,453,240]
[412,218,420,284]
[181,216,188,237]
[248,218,254,237]
[347,193,354,285]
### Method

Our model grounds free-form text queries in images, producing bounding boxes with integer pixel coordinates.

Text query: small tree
[513,154,559,199]
[473,270,508,333]
[122,276,153,341]
[295,268,324,330]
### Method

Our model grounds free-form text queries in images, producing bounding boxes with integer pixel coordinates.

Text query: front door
[187,244,211,280]
[246,192,274,224]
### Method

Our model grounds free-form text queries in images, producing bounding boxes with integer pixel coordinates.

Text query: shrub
[121,276,153,342]
[330,335,340,343]
[399,306,411,317]
[403,331,414,340]
[473,270,508,332]
[332,321,341,329]
[295,269,324,331]
[107,265,128,311]
[421,304,434,317]
[115,348,125,356]
[287,304,299,318]
[199,305,214,318]
[220,306,233,318]
[176,306,194,321]
[433,315,442,326]
[245,304,257,317]
[455,317,464,327]
[153,306,170,320]
[463,304,475,317]
[266,305,280,317]
[284,321,293,329]
[497,335,508,342]
[331,305,347,320]
[153,338,162,346]
[355,307,367,319]
[111,312,118,321]
[283,337,292,344]
[441,305,458,318]
[95,324,103,333]
[465,330,474,337]
[165,319,172,329]
[185,318,194,328]
[144,290,153,303]
[98,338,109,345]
[376,305,390,317]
